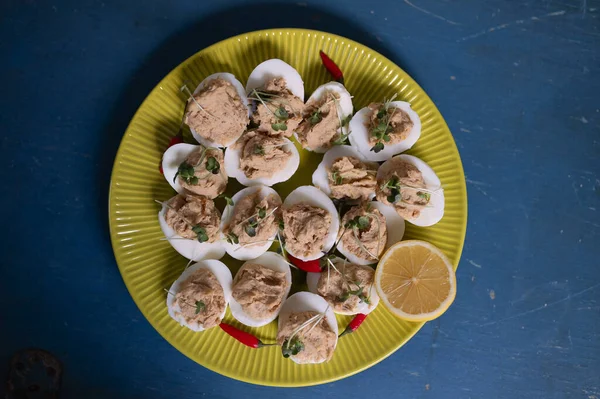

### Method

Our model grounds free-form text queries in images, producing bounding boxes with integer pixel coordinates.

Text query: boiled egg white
[166,260,233,331]
[223,136,300,187]
[229,252,292,327]
[306,256,380,315]
[220,185,282,261]
[282,185,340,261]
[348,101,421,162]
[158,197,226,261]
[376,154,445,227]
[296,82,353,153]
[245,59,304,100]
[336,201,405,265]
[162,143,226,196]
[277,292,338,364]
[189,72,250,148]
[311,144,376,200]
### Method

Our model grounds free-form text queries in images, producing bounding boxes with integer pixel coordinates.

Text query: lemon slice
[375,240,456,322]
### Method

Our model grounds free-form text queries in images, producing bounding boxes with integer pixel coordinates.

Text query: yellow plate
[109,28,467,387]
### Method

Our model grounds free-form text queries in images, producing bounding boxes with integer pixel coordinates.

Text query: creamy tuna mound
[317,261,375,313]
[223,192,281,246]
[277,311,336,363]
[165,194,221,242]
[248,78,304,137]
[177,146,227,199]
[184,78,249,145]
[232,263,288,320]
[366,102,413,145]
[175,268,226,329]
[235,130,292,179]
[339,204,387,262]
[296,92,343,151]
[282,204,332,258]
[328,156,378,201]
[376,157,430,219]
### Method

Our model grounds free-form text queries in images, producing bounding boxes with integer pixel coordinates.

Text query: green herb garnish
[222,195,234,206]
[258,207,267,219]
[274,106,289,120]
[342,114,352,127]
[174,161,197,184]
[191,225,209,243]
[282,337,304,358]
[195,300,206,314]
[331,171,343,185]
[253,145,265,155]
[369,94,398,153]
[370,142,385,153]
[225,232,239,245]
[309,110,322,125]
[417,192,431,202]
[333,131,351,146]
[271,122,288,131]
[344,215,370,231]
[205,156,220,174]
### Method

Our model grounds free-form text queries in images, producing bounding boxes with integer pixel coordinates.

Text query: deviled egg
[220,185,282,261]
[184,73,250,148]
[158,194,225,261]
[376,154,444,226]
[281,186,340,261]
[162,143,227,199]
[230,252,292,327]
[277,292,338,364]
[245,59,305,137]
[336,201,405,265]
[306,256,380,315]
[311,145,378,202]
[349,97,421,162]
[166,260,233,331]
[296,82,353,153]
[224,130,300,187]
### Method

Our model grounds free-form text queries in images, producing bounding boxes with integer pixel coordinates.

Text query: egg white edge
[311,145,375,201]
[166,260,233,331]
[229,252,293,327]
[349,101,421,162]
[282,185,340,261]
[224,136,300,187]
[377,154,445,227]
[294,82,353,153]
[277,292,338,364]
[337,200,406,265]
[162,143,201,194]
[219,185,282,260]
[306,258,380,315]
[188,72,250,148]
[245,59,305,100]
[158,200,226,261]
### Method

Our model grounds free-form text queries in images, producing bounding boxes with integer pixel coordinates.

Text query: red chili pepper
[219,322,272,348]
[287,254,322,273]
[339,313,368,337]
[319,50,344,85]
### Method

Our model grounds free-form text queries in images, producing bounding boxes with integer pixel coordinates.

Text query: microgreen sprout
[164,289,205,314]
[155,200,209,243]
[369,94,398,153]
[253,145,265,155]
[282,308,329,358]
[225,232,239,245]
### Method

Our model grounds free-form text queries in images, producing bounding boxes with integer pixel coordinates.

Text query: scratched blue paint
[1,0,599,398]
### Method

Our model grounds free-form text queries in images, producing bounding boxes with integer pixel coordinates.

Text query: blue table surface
[1,0,599,397]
